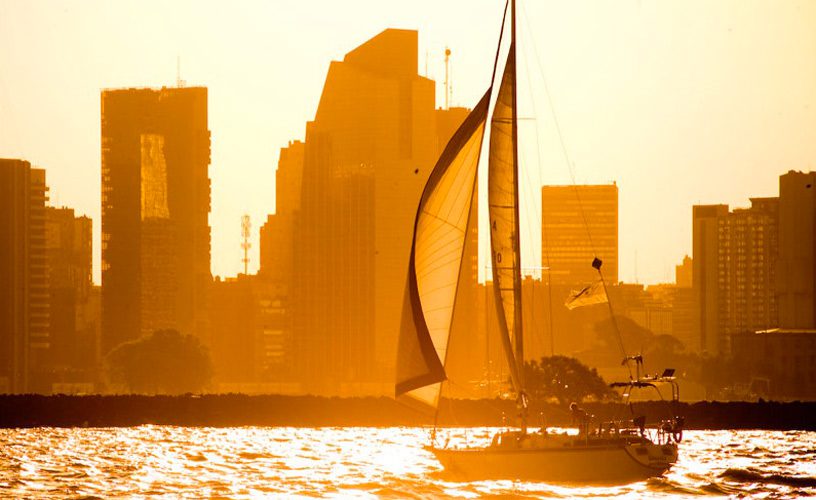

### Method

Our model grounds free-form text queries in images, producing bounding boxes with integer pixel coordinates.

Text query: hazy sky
[1,0,814,285]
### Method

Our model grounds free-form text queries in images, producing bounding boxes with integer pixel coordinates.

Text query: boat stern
[624,441,678,474]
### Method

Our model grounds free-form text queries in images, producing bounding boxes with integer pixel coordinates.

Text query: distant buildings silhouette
[2,31,816,400]
[1,160,100,394]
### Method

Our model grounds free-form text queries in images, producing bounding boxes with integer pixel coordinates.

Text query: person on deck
[570,402,591,435]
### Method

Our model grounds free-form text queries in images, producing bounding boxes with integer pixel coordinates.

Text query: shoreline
[0,395,813,430]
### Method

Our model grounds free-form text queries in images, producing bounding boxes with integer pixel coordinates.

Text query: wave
[645,477,709,496]
[719,468,816,488]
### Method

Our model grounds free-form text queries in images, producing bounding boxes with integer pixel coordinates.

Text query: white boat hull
[430,440,678,483]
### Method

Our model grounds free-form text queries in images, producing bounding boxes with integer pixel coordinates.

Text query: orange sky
[1,0,814,284]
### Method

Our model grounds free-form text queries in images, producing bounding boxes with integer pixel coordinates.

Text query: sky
[0,0,814,285]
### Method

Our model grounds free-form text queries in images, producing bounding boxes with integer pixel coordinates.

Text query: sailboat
[395,0,683,483]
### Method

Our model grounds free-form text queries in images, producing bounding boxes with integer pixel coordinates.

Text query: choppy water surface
[0,426,814,498]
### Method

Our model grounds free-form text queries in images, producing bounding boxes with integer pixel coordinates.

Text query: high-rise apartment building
[101,87,211,354]
[541,184,618,286]
[729,171,816,399]
[693,198,779,355]
[0,159,49,393]
[718,198,778,349]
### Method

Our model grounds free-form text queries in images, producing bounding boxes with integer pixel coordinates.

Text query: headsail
[488,44,524,392]
[395,91,491,410]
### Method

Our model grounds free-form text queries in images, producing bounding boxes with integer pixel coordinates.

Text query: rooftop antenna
[241,214,251,275]
[444,47,451,109]
[176,56,185,88]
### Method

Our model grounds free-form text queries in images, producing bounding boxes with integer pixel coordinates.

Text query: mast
[487,0,525,429]
[510,0,526,431]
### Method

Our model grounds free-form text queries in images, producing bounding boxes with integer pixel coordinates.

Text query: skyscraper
[777,171,816,329]
[0,159,49,393]
[292,29,439,395]
[717,198,778,349]
[101,87,211,354]
[693,198,779,355]
[541,184,618,286]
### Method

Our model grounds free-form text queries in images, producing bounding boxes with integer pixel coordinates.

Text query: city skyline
[0,19,815,400]
[2,1,813,285]
[1,4,816,495]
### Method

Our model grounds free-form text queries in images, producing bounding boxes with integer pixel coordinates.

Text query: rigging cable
[520,3,632,380]
[518,3,556,357]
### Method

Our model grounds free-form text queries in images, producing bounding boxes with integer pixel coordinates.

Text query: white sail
[394,2,681,483]
[395,92,490,410]
[488,46,524,392]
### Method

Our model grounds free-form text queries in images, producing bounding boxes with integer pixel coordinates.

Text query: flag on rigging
[565,279,608,310]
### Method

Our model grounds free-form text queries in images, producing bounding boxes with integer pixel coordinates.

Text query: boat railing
[593,415,684,445]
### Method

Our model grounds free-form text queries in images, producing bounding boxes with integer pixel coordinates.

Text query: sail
[488,45,523,392]
[395,91,490,409]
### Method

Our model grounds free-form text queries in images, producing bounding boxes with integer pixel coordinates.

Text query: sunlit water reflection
[0,427,813,498]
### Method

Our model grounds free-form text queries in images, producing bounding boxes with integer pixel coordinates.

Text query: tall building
[694,198,779,355]
[101,87,211,354]
[45,207,95,382]
[777,171,816,329]
[0,159,49,393]
[292,29,439,395]
[718,198,778,349]
[729,171,816,399]
[692,204,729,354]
[260,140,304,283]
[541,184,618,286]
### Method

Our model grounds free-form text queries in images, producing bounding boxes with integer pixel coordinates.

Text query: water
[0,427,814,498]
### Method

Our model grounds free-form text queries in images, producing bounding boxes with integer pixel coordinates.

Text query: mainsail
[488,44,524,393]
[395,91,491,410]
